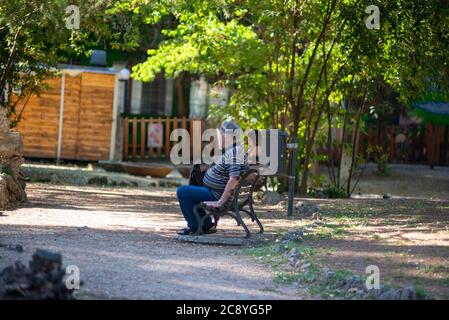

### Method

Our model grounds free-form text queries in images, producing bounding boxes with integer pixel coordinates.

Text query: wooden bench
[192,168,265,238]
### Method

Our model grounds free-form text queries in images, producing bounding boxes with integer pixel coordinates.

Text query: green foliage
[0,0,141,125]
[124,0,449,193]
[308,185,348,199]
[2,0,448,194]
[367,144,391,175]
[414,287,428,299]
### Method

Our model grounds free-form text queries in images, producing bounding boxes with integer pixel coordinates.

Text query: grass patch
[415,287,427,299]
[443,277,449,287]
[306,223,349,240]
[419,264,449,274]
[242,236,360,298]
[310,270,357,299]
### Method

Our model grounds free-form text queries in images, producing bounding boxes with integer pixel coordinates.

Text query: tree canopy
[120,0,448,192]
[1,0,447,193]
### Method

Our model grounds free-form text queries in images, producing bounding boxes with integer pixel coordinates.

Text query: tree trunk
[298,137,314,194]
[176,75,187,117]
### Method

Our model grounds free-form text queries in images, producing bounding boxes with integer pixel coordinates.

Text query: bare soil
[255,198,449,299]
[0,183,307,300]
[2,165,449,299]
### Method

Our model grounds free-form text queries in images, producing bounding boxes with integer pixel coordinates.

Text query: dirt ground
[0,183,307,300]
[255,198,449,299]
[1,172,449,299]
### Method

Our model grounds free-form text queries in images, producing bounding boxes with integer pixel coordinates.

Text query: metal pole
[287,136,298,217]
[109,74,120,161]
[56,73,66,164]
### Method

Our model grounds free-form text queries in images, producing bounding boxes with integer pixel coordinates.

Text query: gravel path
[0,183,306,299]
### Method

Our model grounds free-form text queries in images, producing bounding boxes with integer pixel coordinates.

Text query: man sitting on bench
[176,120,248,235]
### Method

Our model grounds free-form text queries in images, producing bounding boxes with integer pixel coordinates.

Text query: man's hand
[203,176,239,209]
[202,200,223,208]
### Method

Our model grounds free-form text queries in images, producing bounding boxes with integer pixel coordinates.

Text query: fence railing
[358,124,448,165]
[123,118,448,166]
[123,116,221,161]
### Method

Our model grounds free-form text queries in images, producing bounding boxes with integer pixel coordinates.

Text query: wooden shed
[17,66,124,161]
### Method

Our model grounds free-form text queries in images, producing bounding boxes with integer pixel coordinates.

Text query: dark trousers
[176,185,217,230]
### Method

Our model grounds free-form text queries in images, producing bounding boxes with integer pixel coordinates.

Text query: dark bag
[188,164,211,186]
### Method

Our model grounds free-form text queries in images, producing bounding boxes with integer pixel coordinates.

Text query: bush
[308,185,348,199]
[367,145,391,175]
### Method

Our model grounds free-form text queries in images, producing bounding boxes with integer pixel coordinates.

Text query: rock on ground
[0,108,26,209]
[260,191,284,205]
[0,249,77,300]
[296,201,321,218]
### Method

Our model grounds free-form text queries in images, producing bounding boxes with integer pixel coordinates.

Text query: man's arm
[217,176,239,205]
[203,176,239,208]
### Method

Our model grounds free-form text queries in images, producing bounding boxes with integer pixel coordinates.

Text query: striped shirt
[203,144,248,199]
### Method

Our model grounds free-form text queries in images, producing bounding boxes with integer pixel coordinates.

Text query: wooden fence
[358,124,449,166]
[123,116,221,161]
[124,118,449,166]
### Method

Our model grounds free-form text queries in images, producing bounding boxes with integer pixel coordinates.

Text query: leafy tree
[7,0,443,194]
[115,0,449,193]
[0,0,141,126]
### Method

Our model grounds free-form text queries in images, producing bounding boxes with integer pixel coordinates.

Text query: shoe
[177,228,194,235]
[202,226,217,234]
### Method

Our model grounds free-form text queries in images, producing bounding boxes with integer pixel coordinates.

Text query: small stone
[274,245,288,254]
[286,247,299,256]
[260,191,284,205]
[0,249,78,299]
[285,247,302,261]
[300,263,311,270]
[399,287,417,300]
[281,229,304,243]
[296,201,321,218]
[311,212,322,221]
[288,257,297,266]
[337,275,364,290]
[87,176,108,186]
[378,288,401,300]
[325,271,336,281]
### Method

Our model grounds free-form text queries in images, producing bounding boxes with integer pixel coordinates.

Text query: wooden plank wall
[60,75,81,159]
[16,72,115,161]
[77,73,114,160]
[17,77,61,158]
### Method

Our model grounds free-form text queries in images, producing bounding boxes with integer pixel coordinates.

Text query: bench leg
[213,215,220,229]
[193,204,206,235]
[249,200,264,234]
[235,210,251,238]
